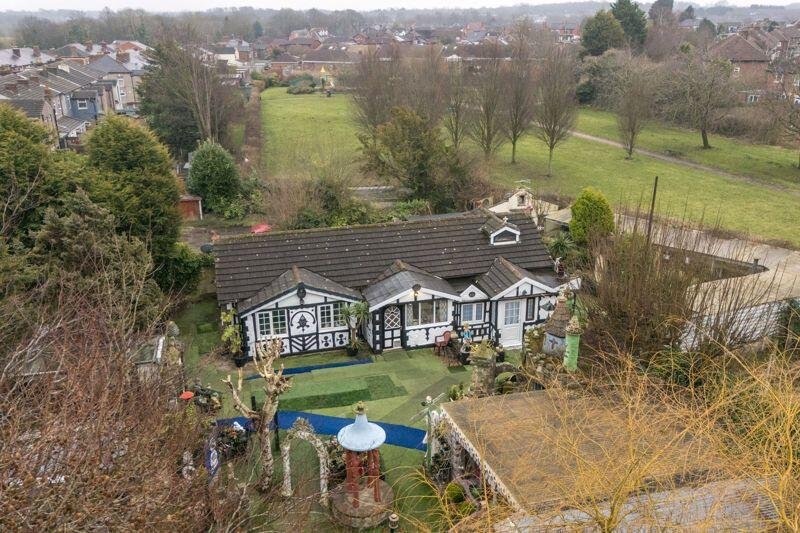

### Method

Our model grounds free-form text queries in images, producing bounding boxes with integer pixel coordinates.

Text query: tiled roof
[4,98,46,118]
[363,260,458,307]
[710,34,769,62]
[0,48,56,68]
[214,211,553,305]
[239,266,360,313]
[302,46,354,63]
[88,54,129,74]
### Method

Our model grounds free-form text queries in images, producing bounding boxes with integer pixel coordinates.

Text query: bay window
[406,300,449,326]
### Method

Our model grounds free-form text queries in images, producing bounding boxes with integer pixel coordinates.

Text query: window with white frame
[76,100,88,110]
[257,310,287,337]
[746,94,759,103]
[406,300,449,327]
[733,66,741,75]
[504,301,520,326]
[461,302,484,323]
[319,302,346,329]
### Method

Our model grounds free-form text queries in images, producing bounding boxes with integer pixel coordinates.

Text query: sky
[4,0,799,13]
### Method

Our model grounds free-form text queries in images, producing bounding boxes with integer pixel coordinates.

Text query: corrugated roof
[213,211,553,305]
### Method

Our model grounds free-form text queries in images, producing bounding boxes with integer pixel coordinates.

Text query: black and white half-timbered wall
[214,209,571,358]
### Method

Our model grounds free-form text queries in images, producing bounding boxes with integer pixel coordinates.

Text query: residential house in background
[710,34,770,102]
[214,210,568,359]
[88,54,135,110]
[0,47,56,73]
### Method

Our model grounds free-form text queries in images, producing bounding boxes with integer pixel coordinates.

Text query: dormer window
[481,212,521,246]
[490,227,521,245]
[517,193,526,207]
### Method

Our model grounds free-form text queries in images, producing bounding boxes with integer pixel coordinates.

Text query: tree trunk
[701,129,710,149]
[511,140,517,164]
[257,402,279,491]
[797,145,800,169]
[547,147,554,177]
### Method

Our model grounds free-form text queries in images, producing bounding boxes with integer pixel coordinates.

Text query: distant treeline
[6,3,800,48]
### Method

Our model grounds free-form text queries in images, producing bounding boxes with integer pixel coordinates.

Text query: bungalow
[213,210,568,358]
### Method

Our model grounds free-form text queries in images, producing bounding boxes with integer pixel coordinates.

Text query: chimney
[29,74,39,83]
[32,46,40,57]
[11,48,20,58]
[44,86,53,99]
[4,83,17,93]
[116,52,130,64]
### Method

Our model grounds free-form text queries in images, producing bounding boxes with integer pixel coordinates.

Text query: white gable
[459,284,489,301]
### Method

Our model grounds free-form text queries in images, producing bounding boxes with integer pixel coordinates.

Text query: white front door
[498,299,523,347]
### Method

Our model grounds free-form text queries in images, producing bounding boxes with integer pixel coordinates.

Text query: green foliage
[286,85,315,95]
[27,190,164,329]
[456,501,477,518]
[0,103,61,243]
[647,348,705,388]
[85,115,182,290]
[188,140,241,214]
[444,482,466,503]
[154,242,213,293]
[610,0,648,47]
[546,231,577,259]
[582,10,626,56]
[386,199,432,220]
[368,107,457,211]
[569,187,615,245]
[87,114,172,176]
[220,309,242,356]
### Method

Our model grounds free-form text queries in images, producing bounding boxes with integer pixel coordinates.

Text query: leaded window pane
[435,300,448,323]
[272,310,287,334]
[420,301,434,324]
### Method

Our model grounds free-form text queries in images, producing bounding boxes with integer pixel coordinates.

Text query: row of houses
[0,40,150,146]
[710,21,800,103]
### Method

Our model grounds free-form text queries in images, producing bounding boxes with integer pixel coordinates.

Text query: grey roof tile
[214,211,553,305]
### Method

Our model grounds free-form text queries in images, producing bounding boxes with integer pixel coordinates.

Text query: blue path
[244,358,373,380]
[278,411,427,451]
[216,412,427,451]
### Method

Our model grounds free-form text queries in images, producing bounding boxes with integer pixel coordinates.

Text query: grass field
[260,87,800,247]
[576,108,800,189]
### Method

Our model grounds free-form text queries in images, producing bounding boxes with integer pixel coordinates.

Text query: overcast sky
[4,0,796,13]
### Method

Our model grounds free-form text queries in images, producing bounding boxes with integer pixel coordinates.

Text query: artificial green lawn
[175,294,468,529]
[576,108,800,190]
[260,87,800,247]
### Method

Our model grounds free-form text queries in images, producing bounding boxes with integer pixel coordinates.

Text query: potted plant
[341,302,369,356]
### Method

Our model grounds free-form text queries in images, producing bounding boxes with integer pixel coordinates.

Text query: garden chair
[434,330,452,356]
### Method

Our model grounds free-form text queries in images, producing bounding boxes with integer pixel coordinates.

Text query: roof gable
[710,34,769,62]
[364,260,459,309]
[239,266,360,314]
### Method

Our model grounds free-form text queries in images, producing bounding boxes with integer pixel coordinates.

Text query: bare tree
[223,339,292,491]
[660,53,736,149]
[613,54,659,158]
[406,45,449,127]
[348,45,403,138]
[469,45,507,159]
[533,45,578,176]
[765,67,800,170]
[504,20,537,164]
[443,62,470,152]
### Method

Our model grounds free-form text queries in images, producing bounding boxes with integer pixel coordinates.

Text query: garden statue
[543,292,570,355]
[330,402,394,529]
[564,316,583,371]
[222,338,292,491]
